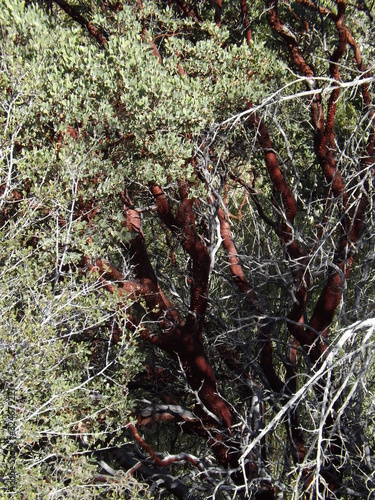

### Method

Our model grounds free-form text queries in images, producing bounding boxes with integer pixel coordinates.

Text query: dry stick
[229,172,305,396]
[264,0,347,489]
[265,1,371,494]
[243,107,311,463]
[265,0,349,357]
[241,319,375,458]
[218,207,284,394]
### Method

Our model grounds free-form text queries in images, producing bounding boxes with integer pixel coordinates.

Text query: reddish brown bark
[218,203,308,468]
[246,105,296,235]
[44,1,372,494]
[244,106,312,351]
[88,259,139,298]
[151,183,210,340]
[295,0,329,16]
[263,3,370,494]
[85,209,234,462]
[175,0,202,23]
[232,107,310,475]
[128,422,205,469]
[52,0,109,46]
[266,0,325,134]
[240,0,252,45]
[215,0,222,26]
[218,207,284,394]
[121,190,233,431]
[315,2,347,202]
[43,0,237,454]
[176,183,211,338]
[264,0,367,358]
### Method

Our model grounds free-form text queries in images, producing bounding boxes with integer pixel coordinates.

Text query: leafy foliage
[1,0,375,498]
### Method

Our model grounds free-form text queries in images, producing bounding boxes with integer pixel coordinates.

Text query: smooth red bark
[53,0,108,46]
[121,191,233,431]
[240,0,252,45]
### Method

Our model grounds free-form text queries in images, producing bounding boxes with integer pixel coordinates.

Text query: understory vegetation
[1,0,375,498]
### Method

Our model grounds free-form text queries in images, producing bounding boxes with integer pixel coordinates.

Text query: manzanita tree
[1,0,375,498]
